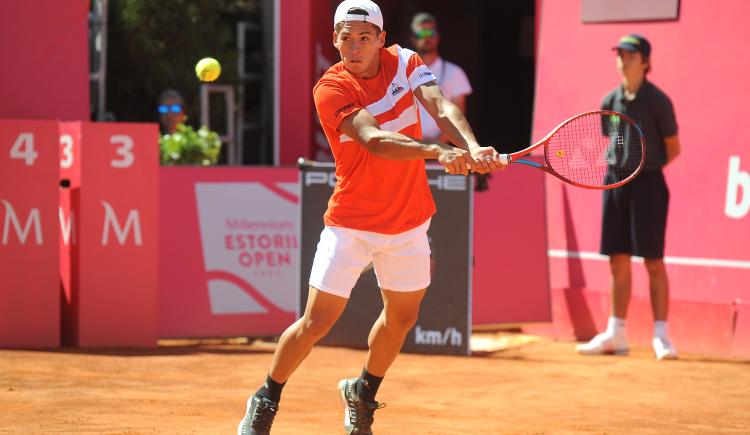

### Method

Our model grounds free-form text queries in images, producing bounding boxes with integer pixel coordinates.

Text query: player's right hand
[437,147,475,175]
[471,146,507,173]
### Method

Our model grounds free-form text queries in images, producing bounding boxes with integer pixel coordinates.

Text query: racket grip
[498,154,511,165]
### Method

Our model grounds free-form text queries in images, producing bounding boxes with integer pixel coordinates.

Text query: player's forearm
[433,102,480,152]
[364,131,442,160]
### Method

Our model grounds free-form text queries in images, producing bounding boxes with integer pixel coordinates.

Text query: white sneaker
[652,336,678,360]
[575,331,629,355]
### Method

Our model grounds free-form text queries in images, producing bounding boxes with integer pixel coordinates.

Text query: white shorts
[308,219,432,298]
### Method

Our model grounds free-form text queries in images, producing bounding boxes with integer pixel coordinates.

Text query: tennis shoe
[575,331,629,355]
[238,394,278,435]
[652,336,678,360]
[338,378,385,435]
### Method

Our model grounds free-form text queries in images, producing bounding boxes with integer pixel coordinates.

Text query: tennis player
[238,1,504,434]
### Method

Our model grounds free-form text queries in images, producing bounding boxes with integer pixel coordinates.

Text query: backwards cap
[334,0,384,31]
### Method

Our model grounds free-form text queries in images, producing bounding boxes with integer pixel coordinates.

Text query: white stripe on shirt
[339,105,418,143]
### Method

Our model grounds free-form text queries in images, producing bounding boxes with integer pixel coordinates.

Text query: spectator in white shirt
[410,12,473,143]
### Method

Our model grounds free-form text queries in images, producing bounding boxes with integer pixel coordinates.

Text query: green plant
[159,124,221,165]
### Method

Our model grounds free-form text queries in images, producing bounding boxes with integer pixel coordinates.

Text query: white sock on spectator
[607,316,626,335]
[654,320,669,339]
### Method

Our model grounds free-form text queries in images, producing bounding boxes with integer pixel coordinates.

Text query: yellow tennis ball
[195,57,221,82]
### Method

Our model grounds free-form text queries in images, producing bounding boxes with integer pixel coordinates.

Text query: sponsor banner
[299,164,471,356]
[74,123,159,347]
[0,119,59,348]
[159,167,298,338]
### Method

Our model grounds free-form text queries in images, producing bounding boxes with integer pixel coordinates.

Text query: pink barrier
[159,165,552,336]
[0,120,60,348]
[64,122,160,347]
[59,122,81,346]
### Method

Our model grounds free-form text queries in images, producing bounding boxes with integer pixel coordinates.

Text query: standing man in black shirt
[576,34,682,360]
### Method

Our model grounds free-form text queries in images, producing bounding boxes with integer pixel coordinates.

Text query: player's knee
[301,317,335,340]
[385,311,419,333]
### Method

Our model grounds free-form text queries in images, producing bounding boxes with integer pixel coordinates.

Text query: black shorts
[600,170,669,259]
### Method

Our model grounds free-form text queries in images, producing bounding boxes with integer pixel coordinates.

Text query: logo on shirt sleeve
[334,103,355,118]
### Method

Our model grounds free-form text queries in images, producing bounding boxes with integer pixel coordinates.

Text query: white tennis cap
[334,0,384,31]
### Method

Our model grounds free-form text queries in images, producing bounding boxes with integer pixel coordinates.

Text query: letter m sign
[100,201,143,246]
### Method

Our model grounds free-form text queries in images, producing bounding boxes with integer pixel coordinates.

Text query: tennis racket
[497,110,645,190]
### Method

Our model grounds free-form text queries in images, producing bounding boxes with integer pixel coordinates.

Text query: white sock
[654,321,669,339]
[606,316,626,336]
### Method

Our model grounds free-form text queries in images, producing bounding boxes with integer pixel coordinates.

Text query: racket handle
[498,154,511,165]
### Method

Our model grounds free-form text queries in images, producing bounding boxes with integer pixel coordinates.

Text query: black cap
[612,34,651,57]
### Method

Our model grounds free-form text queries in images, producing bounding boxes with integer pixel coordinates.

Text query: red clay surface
[1,334,749,434]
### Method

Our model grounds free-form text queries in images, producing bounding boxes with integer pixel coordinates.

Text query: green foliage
[107,0,259,124]
[159,124,222,165]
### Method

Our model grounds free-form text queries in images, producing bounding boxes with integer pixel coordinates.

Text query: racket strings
[545,113,643,188]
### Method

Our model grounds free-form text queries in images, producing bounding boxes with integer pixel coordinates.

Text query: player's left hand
[470,147,507,173]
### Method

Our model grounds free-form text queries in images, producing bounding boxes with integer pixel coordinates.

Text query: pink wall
[473,159,550,325]
[309,1,340,162]
[278,0,314,165]
[0,0,90,121]
[531,0,750,358]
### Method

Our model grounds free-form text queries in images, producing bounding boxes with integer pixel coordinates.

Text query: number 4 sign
[0,120,60,348]
[9,132,39,165]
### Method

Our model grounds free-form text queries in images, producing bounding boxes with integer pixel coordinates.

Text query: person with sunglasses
[157,89,186,135]
[410,12,473,144]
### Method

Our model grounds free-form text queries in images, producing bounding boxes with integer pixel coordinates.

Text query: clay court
[2,333,748,434]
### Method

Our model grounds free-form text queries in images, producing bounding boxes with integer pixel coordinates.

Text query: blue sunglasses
[158,104,183,114]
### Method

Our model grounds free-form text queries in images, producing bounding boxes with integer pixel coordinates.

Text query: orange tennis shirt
[313,45,439,234]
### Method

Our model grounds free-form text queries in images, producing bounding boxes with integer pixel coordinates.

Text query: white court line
[548,249,750,270]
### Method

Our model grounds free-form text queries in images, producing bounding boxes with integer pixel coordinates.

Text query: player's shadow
[561,187,598,340]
